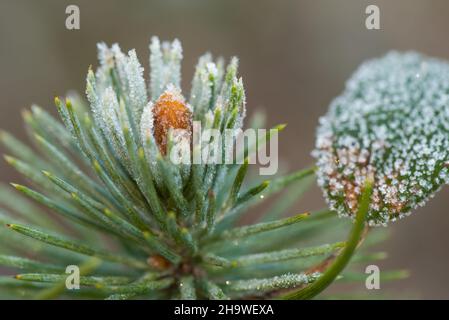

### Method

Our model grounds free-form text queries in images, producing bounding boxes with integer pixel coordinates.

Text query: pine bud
[152,85,192,155]
[147,254,171,270]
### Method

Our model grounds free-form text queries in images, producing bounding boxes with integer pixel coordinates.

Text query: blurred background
[1,0,449,299]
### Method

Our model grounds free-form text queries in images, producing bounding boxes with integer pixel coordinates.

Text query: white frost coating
[149,37,183,100]
[220,57,239,100]
[95,42,114,91]
[189,54,227,124]
[100,87,129,166]
[235,77,246,130]
[206,62,218,78]
[140,101,163,187]
[167,38,183,90]
[110,44,128,90]
[149,36,163,100]
[95,43,127,92]
[97,42,113,68]
[125,49,148,121]
[190,53,214,118]
[140,101,154,142]
[226,272,321,291]
[85,68,110,147]
[314,51,449,226]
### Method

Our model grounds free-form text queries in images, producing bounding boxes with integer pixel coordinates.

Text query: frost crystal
[149,37,183,100]
[314,51,449,226]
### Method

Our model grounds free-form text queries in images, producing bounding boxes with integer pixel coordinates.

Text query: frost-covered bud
[314,51,449,226]
[152,85,192,155]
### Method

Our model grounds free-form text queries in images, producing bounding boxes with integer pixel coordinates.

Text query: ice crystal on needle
[314,52,449,226]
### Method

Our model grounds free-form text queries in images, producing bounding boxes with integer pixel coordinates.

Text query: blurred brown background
[1,0,449,299]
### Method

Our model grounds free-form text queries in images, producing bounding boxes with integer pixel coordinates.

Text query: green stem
[282,177,373,300]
